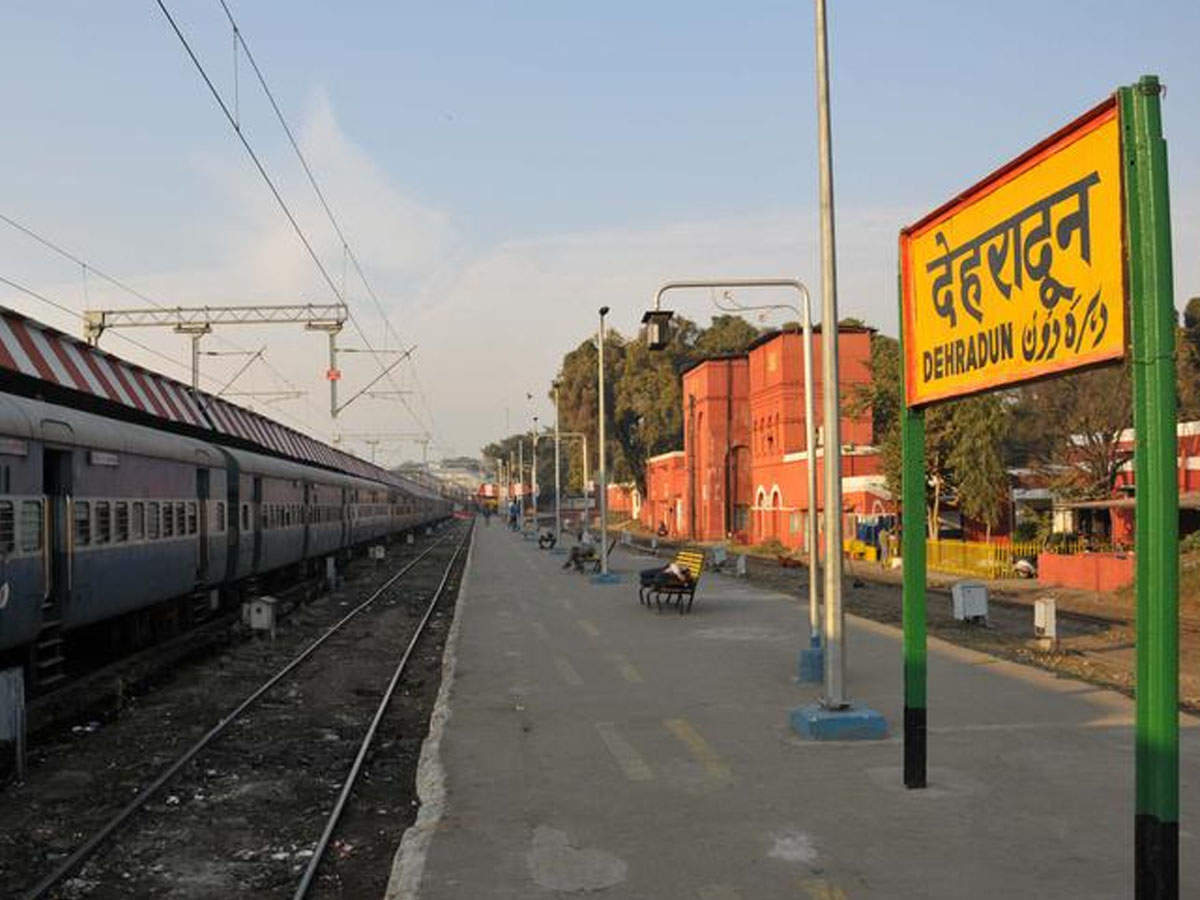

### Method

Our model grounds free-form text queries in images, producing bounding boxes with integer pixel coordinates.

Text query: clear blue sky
[0,1,1196,456]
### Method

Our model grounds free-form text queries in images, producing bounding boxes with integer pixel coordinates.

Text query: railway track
[17,520,473,899]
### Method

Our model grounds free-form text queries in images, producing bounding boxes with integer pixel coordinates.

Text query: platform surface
[396,522,1200,899]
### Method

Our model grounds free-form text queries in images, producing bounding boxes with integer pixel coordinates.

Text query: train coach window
[147,502,160,540]
[162,504,174,538]
[176,503,188,536]
[132,502,145,540]
[20,501,42,553]
[241,503,250,531]
[74,501,90,545]
[0,501,13,553]
[95,501,111,545]
[187,502,197,535]
[115,502,129,543]
[216,502,226,533]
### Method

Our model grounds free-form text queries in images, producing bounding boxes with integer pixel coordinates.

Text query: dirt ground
[0,523,468,899]
[613,521,1200,713]
[739,553,1200,712]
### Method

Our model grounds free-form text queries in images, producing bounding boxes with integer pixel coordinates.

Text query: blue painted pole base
[796,645,824,683]
[790,702,888,741]
[549,547,568,555]
[590,571,622,585]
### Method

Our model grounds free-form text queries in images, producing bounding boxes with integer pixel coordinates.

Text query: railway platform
[388,522,1200,899]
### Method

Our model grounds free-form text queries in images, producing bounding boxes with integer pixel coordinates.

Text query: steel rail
[293,521,473,897]
[22,528,459,900]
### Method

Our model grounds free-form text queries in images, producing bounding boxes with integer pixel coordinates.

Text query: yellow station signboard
[900,98,1126,407]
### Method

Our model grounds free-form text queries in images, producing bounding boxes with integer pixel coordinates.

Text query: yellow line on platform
[609,653,644,683]
[800,878,848,899]
[577,619,600,638]
[595,722,653,782]
[665,718,730,781]
[553,656,583,686]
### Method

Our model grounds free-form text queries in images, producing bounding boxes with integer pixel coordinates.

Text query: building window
[115,501,129,542]
[95,501,111,544]
[132,502,145,540]
[790,511,802,534]
[19,501,41,552]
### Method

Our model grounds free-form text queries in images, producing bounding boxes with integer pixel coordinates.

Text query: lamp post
[643,278,822,681]
[592,307,619,583]
[517,438,525,524]
[553,380,563,547]
[532,415,540,527]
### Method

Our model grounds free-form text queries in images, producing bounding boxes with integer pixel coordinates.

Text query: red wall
[1038,551,1134,592]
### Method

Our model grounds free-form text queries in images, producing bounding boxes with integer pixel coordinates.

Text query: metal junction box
[951,581,988,623]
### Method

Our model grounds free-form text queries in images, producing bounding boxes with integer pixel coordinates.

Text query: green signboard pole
[898,273,928,789]
[1121,75,1179,899]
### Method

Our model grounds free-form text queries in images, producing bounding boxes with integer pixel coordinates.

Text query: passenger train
[0,390,451,692]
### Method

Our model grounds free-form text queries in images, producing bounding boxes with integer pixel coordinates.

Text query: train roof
[0,307,430,493]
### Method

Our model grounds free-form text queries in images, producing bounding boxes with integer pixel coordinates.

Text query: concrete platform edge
[384,522,478,900]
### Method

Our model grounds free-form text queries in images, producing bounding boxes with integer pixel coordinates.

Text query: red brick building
[641,326,893,549]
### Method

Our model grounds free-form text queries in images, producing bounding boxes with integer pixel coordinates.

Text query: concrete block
[789,701,888,741]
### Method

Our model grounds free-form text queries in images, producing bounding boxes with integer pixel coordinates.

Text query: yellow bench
[639,549,705,614]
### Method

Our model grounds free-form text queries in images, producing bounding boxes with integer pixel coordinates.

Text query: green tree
[946,394,1010,539]
[692,314,760,356]
[552,329,628,491]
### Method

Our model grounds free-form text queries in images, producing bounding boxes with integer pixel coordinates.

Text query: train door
[301,482,311,560]
[220,450,240,582]
[251,476,263,570]
[340,486,348,547]
[35,448,72,689]
[195,468,209,582]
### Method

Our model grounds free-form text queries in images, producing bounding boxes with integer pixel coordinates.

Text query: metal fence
[925,539,1044,579]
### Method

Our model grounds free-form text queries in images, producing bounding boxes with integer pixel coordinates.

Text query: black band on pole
[903,705,927,789]
[1135,814,1178,899]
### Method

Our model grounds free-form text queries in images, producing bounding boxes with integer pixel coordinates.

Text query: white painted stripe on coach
[61,341,109,397]
[120,364,155,410]
[141,375,174,419]
[25,327,72,385]
[93,356,135,406]
[0,318,38,376]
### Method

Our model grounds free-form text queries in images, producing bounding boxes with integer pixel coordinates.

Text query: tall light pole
[553,380,563,546]
[592,307,619,583]
[532,415,540,523]
[814,0,845,710]
[518,438,525,523]
[644,278,821,679]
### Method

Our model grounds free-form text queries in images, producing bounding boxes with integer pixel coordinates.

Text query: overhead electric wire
[214,0,436,437]
[0,210,318,413]
[157,0,427,439]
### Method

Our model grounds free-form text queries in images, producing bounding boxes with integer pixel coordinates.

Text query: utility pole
[593,307,618,583]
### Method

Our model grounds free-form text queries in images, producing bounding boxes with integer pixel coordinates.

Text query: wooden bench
[639,549,705,614]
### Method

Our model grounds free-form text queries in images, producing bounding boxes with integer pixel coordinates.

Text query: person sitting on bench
[563,536,596,571]
[639,561,693,590]
[538,530,557,549]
